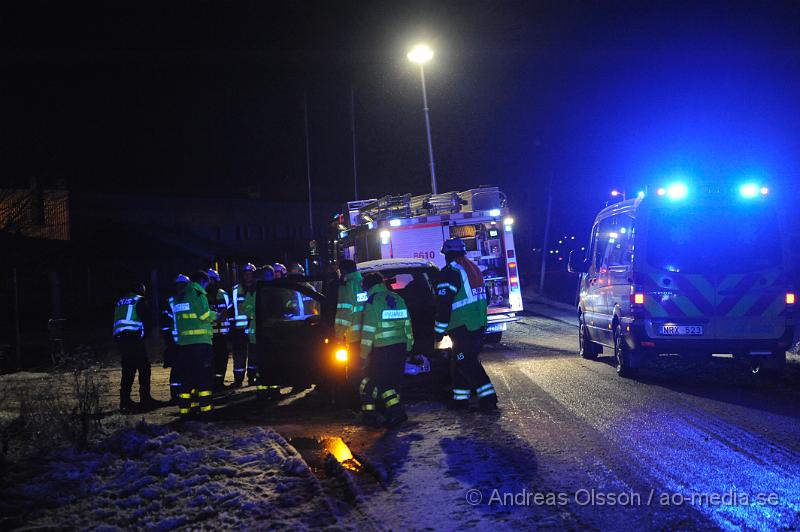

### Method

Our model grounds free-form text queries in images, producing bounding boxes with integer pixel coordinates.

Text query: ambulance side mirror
[567,250,590,274]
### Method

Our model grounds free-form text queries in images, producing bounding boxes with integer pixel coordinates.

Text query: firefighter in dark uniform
[434,238,498,411]
[359,272,412,428]
[229,263,258,387]
[113,282,160,413]
[161,274,190,402]
[206,268,231,390]
[174,270,217,418]
[250,264,281,399]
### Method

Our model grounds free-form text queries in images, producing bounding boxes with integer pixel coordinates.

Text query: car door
[255,281,327,387]
[582,222,605,337]
[606,213,635,330]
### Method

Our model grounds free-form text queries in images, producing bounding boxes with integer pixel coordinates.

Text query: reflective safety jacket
[209,288,230,335]
[174,282,217,346]
[243,290,257,344]
[113,293,144,337]
[229,283,252,330]
[335,271,366,343]
[360,284,413,359]
[434,259,488,334]
[160,296,178,344]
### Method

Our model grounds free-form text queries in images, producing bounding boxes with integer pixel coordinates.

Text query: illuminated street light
[407,44,434,64]
[408,43,438,194]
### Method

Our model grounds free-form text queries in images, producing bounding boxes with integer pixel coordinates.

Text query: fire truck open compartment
[332,186,523,330]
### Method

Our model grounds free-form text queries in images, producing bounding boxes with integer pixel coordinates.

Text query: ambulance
[569,182,795,377]
[334,186,523,341]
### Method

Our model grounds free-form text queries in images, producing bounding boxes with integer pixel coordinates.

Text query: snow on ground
[0,421,341,530]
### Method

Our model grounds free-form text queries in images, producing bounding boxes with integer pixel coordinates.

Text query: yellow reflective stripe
[178,393,191,399]
[177,313,198,319]
[385,397,400,408]
[190,402,199,408]
[198,310,211,321]
[337,303,353,309]
[198,390,212,397]
[362,404,376,411]
[179,408,190,414]
[375,331,404,339]
[200,405,213,412]
[361,339,373,346]
[362,325,377,333]
[382,389,397,399]
[359,378,369,393]
[180,329,209,336]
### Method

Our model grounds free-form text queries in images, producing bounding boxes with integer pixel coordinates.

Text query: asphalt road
[467,307,800,530]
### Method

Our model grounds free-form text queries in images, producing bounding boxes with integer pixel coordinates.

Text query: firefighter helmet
[441,237,467,254]
[288,263,305,276]
[174,274,190,284]
[273,263,288,277]
[260,264,275,281]
[242,263,256,272]
[207,268,221,282]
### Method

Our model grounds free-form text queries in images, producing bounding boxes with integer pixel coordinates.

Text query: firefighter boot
[120,396,138,414]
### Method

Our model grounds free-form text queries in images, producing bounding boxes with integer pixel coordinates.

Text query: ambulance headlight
[335,348,348,362]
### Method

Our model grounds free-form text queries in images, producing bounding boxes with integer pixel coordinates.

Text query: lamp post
[407,44,438,195]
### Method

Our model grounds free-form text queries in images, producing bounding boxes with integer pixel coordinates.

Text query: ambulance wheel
[484,332,502,344]
[578,315,599,360]
[613,325,638,378]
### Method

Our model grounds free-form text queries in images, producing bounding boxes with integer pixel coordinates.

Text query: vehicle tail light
[786,292,795,306]
[335,348,348,362]
[631,288,644,307]
[507,261,520,292]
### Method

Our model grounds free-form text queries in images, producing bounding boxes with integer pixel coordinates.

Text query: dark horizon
[4,0,800,242]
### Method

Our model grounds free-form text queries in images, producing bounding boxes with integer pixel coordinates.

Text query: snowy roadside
[1,421,347,530]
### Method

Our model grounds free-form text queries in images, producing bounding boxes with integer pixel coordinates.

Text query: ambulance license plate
[659,325,703,336]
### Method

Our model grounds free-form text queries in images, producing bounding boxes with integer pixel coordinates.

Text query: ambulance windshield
[646,205,782,274]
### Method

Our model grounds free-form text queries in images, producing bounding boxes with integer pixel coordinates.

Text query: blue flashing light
[666,182,688,200]
[739,183,759,198]
[637,191,645,199]
[488,208,501,217]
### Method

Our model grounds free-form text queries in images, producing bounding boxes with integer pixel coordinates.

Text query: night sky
[4,0,800,241]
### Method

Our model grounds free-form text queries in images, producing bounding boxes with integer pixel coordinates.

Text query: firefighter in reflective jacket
[174,271,217,417]
[335,260,365,370]
[359,272,411,428]
[161,274,190,401]
[207,268,231,390]
[113,282,159,413]
[434,238,497,410]
[229,263,258,387]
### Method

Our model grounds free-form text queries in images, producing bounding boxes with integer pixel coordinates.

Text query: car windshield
[646,204,782,274]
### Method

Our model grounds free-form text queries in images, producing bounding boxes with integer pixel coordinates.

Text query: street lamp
[407,44,438,194]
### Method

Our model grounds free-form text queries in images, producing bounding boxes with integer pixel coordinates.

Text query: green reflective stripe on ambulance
[717,274,745,293]
[725,271,781,317]
[762,295,786,317]
[672,294,704,317]
[644,298,669,317]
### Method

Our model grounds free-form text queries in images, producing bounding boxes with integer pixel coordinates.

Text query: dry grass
[1,370,109,465]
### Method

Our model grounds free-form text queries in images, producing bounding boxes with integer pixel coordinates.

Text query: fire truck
[333,186,523,341]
